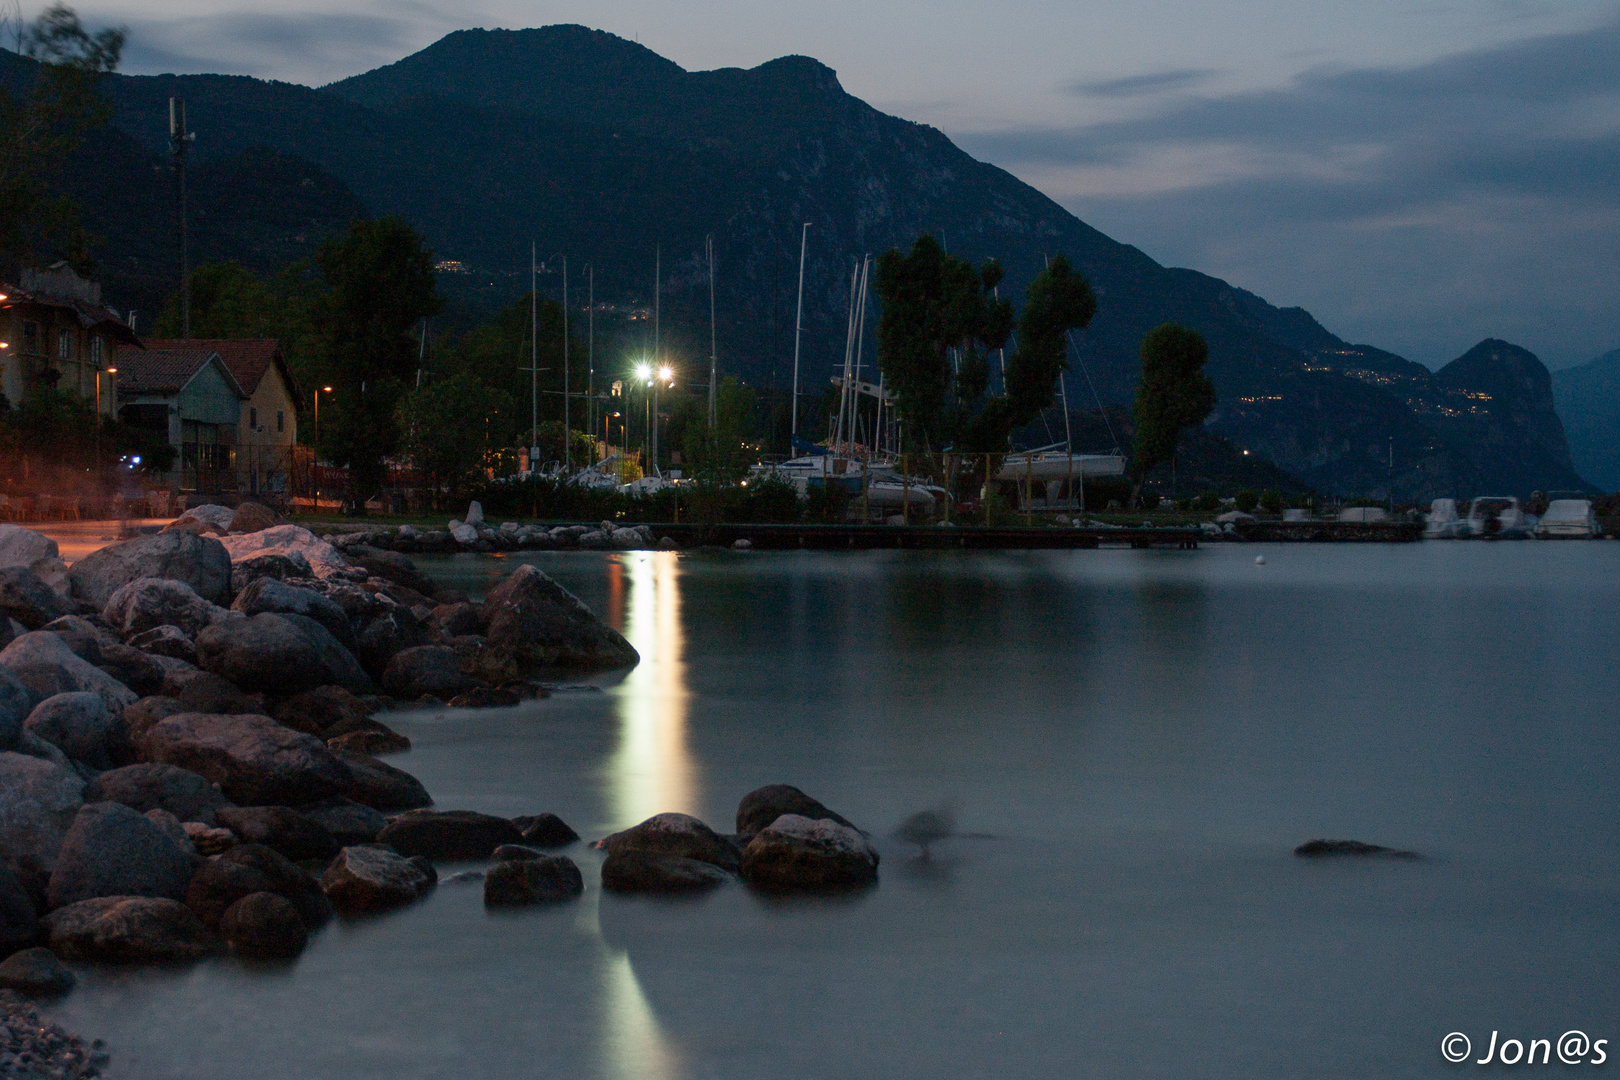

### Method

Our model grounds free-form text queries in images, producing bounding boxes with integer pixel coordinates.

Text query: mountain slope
[5,28,1587,496]
[1551,348,1620,491]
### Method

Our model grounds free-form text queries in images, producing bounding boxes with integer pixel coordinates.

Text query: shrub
[1234,489,1259,513]
[1259,489,1285,514]
[1192,491,1221,512]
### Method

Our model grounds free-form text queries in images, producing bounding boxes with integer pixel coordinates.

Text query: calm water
[47,544,1620,1078]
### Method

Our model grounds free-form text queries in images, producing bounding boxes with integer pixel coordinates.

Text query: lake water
[45,543,1620,1078]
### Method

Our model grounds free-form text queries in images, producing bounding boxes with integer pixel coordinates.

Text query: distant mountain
[5,27,1591,497]
[1551,348,1620,492]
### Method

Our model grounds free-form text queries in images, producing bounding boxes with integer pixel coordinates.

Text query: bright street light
[633,363,651,381]
[658,365,673,382]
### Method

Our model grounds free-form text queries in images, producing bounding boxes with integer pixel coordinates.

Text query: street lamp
[314,386,333,442]
[651,365,674,477]
[94,366,117,467]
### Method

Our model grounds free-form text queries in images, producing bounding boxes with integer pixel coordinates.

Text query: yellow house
[131,339,303,498]
[0,263,140,413]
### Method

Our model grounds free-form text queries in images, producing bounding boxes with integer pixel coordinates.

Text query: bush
[1192,491,1221,512]
[1234,489,1259,513]
[1259,489,1285,514]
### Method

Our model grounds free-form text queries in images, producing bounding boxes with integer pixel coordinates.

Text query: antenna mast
[707,234,717,429]
[169,98,195,337]
[562,256,571,472]
[790,222,810,447]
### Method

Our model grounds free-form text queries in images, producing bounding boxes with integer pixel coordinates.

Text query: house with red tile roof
[114,344,247,496]
[0,263,140,413]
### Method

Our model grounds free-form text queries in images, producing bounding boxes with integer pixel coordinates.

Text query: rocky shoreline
[0,503,878,1074]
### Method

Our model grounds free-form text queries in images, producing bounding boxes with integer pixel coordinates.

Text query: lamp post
[94,366,117,468]
[314,385,333,443]
[654,365,673,477]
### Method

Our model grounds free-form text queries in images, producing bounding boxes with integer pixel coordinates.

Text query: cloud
[1068,68,1220,98]
[117,11,439,85]
[957,18,1620,366]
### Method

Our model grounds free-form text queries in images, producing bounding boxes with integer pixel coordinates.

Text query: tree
[153,260,330,392]
[1129,323,1216,505]
[679,376,756,480]
[873,235,1095,454]
[396,373,513,503]
[314,216,441,504]
[0,4,125,269]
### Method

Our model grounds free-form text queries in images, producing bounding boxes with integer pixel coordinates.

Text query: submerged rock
[215,806,338,861]
[595,813,741,873]
[45,895,219,964]
[220,891,307,960]
[739,814,880,892]
[483,855,582,907]
[376,809,520,860]
[1293,839,1420,859]
[331,750,431,811]
[0,946,75,996]
[601,850,732,895]
[512,813,580,849]
[321,845,434,915]
[185,843,331,930]
[735,784,860,842]
[380,645,478,700]
[137,712,353,806]
[480,564,638,671]
[298,797,386,846]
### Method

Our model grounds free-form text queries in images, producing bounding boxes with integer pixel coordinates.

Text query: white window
[89,336,103,363]
[57,329,73,359]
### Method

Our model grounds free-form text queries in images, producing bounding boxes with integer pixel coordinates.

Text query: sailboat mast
[708,234,717,429]
[790,222,810,447]
[530,242,537,458]
[587,265,594,456]
[563,256,571,472]
[836,260,858,449]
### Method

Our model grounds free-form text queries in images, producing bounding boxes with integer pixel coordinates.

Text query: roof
[0,281,142,346]
[113,345,247,398]
[135,338,302,408]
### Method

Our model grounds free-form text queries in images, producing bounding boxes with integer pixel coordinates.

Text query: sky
[82,0,1620,370]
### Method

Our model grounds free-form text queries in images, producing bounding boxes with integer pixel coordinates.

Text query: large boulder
[24,692,127,770]
[45,896,218,963]
[0,666,35,751]
[320,845,434,915]
[345,545,441,598]
[277,614,374,694]
[480,564,638,671]
[227,502,284,534]
[69,530,232,608]
[0,631,137,713]
[298,797,386,846]
[231,578,352,644]
[601,850,732,895]
[127,625,198,665]
[739,814,880,892]
[46,801,195,909]
[0,946,75,996]
[0,751,85,870]
[215,806,338,861]
[121,696,187,742]
[512,813,580,849]
[216,525,348,579]
[229,550,313,594]
[356,609,426,679]
[162,504,234,535]
[380,645,477,699]
[331,750,431,811]
[0,525,66,595]
[0,860,40,952]
[376,809,520,860]
[596,813,741,873]
[429,602,483,639]
[137,712,353,806]
[0,566,74,630]
[220,891,307,960]
[483,856,583,907]
[173,673,261,716]
[735,784,861,842]
[97,643,168,697]
[185,843,330,930]
[84,762,230,825]
[271,685,372,737]
[103,577,228,639]
[195,613,331,694]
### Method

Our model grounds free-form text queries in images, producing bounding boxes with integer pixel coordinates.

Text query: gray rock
[39,615,115,664]
[185,843,331,930]
[270,684,374,737]
[215,806,337,861]
[464,501,485,526]
[0,859,39,952]
[602,849,732,894]
[45,895,219,963]
[0,946,74,996]
[736,783,861,842]
[228,501,284,534]
[127,625,200,664]
[231,577,352,645]
[46,801,195,909]
[739,814,880,892]
[511,813,580,848]
[320,845,434,915]
[491,844,542,862]
[376,809,519,860]
[0,525,60,573]
[195,613,331,695]
[331,749,432,811]
[380,645,477,699]
[121,696,188,742]
[277,613,374,694]
[429,601,482,639]
[356,608,426,678]
[0,665,35,751]
[83,762,229,824]
[69,530,232,608]
[137,712,353,806]
[0,566,74,630]
[102,577,228,639]
[24,692,127,771]
[346,545,440,598]
[220,891,307,959]
[480,564,639,671]
[97,643,168,697]
[483,855,582,907]
[0,631,137,713]
[298,797,386,845]
[229,550,313,594]
[0,751,85,870]
[15,727,70,768]
[143,807,195,856]
[448,520,478,545]
[174,672,261,716]
[596,812,741,873]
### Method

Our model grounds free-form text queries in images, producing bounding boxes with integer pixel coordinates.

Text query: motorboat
[994,451,1126,483]
[1423,498,1467,538]
[1535,498,1601,538]
[570,456,624,491]
[1463,496,1537,538]
[619,474,675,496]
[1337,506,1388,523]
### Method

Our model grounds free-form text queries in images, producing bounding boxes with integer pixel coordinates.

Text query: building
[0,263,140,413]
[114,344,247,496]
[134,339,302,498]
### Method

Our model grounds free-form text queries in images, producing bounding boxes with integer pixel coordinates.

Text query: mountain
[8,26,1591,497]
[1551,348,1620,491]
